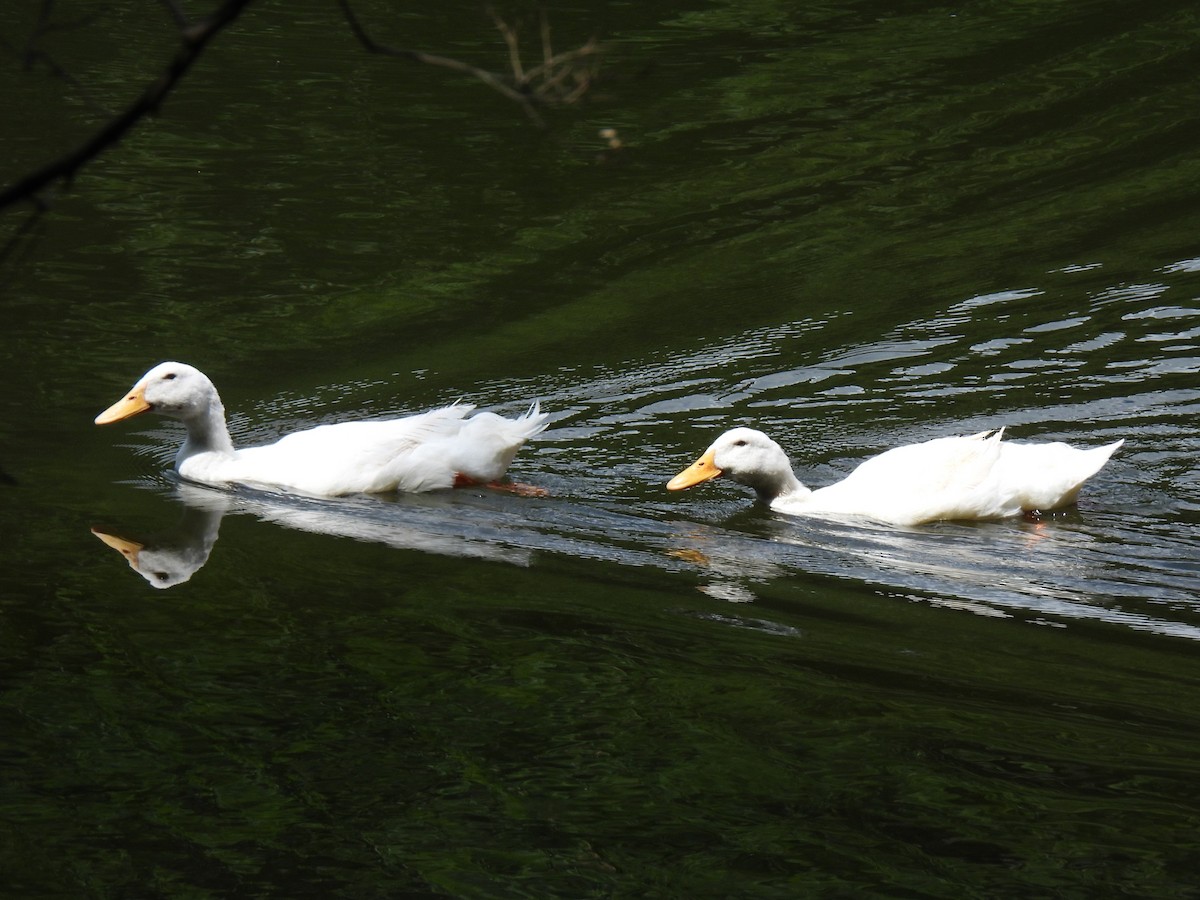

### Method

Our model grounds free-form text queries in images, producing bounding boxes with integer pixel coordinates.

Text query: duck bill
[667,448,722,491]
[91,527,144,569]
[95,384,150,425]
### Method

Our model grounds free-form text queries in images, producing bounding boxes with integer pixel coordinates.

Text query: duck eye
[733,439,747,447]
[154,572,169,581]
[163,373,177,381]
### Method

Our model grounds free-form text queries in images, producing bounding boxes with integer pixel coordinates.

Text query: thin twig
[490,7,524,82]
[338,1,603,124]
[1,0,606,218]
[540,11,552,70]
[524,39,600,87]
[337,0,532,106]
[0,1,111,114]
[0,0,256,212]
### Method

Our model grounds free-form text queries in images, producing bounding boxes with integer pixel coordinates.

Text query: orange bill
[91,527,144,568]
[95,384,150,425]
[666,447,722,491]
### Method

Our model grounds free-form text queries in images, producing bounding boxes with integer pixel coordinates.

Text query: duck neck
[176,398,235,467]
[735,461,811,505]
[759,470,811,504]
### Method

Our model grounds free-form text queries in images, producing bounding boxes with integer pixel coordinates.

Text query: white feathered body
[668,426,1124,526]
[181,404,547,496]
[778,431,1124,525]
[97,362,548,497]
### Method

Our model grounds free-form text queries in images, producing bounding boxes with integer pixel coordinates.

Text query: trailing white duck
[95,362,548,496]
[667,427,1124,526]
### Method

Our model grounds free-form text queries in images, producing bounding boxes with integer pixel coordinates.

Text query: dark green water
[3,0,1200,896]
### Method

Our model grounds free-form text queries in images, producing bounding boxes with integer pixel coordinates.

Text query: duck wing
[400,402,549,487]
[995,439,1124,511]
[798,431,1123,524]
[210,404,477,495]
[801,431,1008,524]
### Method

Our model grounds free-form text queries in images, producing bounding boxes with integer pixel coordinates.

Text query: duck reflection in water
[93,481,533,589]
[93,501,223,589]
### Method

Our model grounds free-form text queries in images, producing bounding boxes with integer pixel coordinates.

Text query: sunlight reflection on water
[95,262,1200,642]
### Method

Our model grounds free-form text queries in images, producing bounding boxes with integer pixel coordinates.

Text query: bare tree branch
[340,1,603,126]
[336,0,537,110]
[540,11,553,70]
[488,6,602,105]
[0,0,110,114]
[0,0,256,213]
[1,0,606,226]
[491,9,525,83]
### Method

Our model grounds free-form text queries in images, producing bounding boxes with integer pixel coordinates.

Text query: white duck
[95,362,548,496]
[667,427,1123,526]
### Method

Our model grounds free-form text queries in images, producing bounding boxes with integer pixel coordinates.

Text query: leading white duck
[667,427,1123,526]
[96,362,549,496]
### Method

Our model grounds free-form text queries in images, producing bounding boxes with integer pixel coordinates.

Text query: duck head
[95,362,219,425]
[667,427,805,502]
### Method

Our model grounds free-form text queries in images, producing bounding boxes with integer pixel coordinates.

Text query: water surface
[2,0,1199,895]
